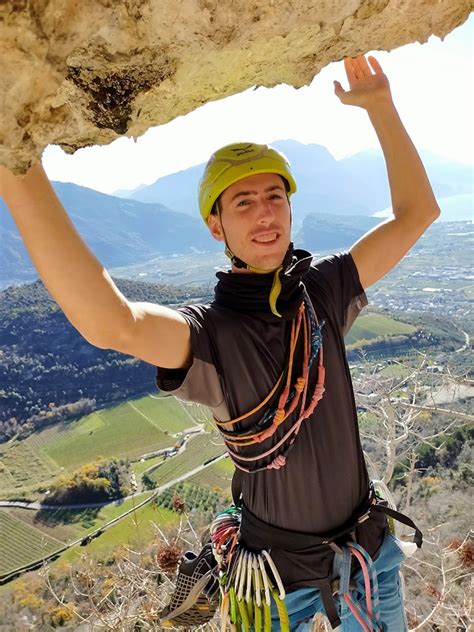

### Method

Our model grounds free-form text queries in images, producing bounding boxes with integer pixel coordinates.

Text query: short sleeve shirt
[156,252,386,588]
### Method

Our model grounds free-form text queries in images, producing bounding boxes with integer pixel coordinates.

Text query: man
[0,55,439,630]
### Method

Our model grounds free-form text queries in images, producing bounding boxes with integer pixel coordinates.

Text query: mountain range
[122,140,473,224]
[0,140,471,286]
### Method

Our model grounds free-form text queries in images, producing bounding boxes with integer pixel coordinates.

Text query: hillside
[0,279,211,441]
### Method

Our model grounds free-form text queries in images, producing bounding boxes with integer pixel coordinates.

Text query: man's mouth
[252,232,279,244]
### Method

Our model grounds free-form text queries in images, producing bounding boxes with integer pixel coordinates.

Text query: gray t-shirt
[157,252,387,589]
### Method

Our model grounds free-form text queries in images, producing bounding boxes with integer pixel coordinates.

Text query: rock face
[1,0,472,172]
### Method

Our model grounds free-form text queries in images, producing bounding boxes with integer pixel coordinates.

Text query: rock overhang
[1,0,472,172]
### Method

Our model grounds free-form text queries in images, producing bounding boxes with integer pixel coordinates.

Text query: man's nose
[256,198,275,224]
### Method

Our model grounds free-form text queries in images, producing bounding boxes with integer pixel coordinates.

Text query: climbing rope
[339,541,383,632]
[214,291,325,473]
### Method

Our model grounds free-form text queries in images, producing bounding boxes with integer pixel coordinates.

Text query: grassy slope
[19,394,195,477]
[345,312,416,345]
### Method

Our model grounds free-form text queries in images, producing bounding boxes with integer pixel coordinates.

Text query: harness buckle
[357,511,371,524]
[328,541,343,555]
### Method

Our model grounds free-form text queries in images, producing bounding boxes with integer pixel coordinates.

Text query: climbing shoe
[160,543,219,628]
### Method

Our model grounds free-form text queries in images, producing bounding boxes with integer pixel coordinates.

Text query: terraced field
[0,440,59,494]
[189,456,234,490]
[0,511,64,576]
[7,507,80,543]
[1,393,209,501]
[148,433,226,487]
[0,396,222,578]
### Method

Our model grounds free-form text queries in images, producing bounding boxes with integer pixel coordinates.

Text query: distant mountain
[295,213,380,251]
[374,193,473,222]
[0,182,220,285]
[127,164,204,213]
[123,140,473,223]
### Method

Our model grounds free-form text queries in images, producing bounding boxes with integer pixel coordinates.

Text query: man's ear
[207,213,225,242]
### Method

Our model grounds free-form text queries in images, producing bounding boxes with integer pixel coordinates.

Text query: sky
[43,14,473,195]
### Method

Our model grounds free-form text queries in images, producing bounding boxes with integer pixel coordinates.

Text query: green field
[0,395,193,497]
[0,394,226,579]
[0,511,64,576]
[148,433,226,487]
[346,312,416,345]
[132,454,164,477]
[130,396,200,434]
[60,503,180,563]
[24,395,196,472]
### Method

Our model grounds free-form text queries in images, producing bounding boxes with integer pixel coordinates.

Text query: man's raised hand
[334,55,393,111]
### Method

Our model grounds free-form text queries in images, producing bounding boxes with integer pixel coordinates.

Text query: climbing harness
[209,499,406,632]
[210,506,290,632]
[214,290,325,473]
[236,484,422,630]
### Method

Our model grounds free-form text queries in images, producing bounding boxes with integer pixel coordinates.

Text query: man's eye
[237,199,251,207]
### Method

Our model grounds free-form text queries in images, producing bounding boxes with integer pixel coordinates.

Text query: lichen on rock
[0,0,471,172]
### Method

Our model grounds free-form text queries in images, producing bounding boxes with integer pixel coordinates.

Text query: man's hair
[210,196,221,216]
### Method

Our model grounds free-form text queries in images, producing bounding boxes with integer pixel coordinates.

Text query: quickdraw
[210,506,289,632]
[214,290,325,473]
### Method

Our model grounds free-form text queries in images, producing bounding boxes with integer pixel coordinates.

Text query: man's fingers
[355,55,372,77]
[333,81,350,104]
[368,55,384,75]
[344,58,358,83]
[333,80,344,96]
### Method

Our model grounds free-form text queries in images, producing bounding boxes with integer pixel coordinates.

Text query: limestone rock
[1,0,472,172]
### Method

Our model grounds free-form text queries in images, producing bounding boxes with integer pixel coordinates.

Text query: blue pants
[271,533,408,631]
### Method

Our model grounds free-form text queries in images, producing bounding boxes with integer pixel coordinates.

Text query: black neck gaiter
[212,249,314,322]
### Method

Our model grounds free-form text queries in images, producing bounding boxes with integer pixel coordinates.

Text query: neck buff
[213,246,314,322]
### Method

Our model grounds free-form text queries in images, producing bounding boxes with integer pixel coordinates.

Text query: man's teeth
[254,234,277,243]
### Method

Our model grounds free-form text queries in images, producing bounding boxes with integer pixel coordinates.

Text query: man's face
[207,172,292,271]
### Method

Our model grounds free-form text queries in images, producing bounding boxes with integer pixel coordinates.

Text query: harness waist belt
[240,490,373,551]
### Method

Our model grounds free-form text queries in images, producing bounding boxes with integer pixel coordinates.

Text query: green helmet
[198,142,297,223]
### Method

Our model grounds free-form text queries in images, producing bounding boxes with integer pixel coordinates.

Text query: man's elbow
[428,205,441,223]
[401,204,441,232]
[80,315,133,353]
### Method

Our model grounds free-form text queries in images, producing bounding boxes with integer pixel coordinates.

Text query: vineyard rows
[0,511,63,575]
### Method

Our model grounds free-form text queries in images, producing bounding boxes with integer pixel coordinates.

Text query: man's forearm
[367,99,441,223]
[1,163,133,347]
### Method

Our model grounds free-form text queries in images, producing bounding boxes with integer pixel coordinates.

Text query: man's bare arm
[350,97,440,289]
[0,163,191,368]
[335,56,440,289]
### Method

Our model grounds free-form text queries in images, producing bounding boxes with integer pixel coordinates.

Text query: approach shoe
[160,543,219,628]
